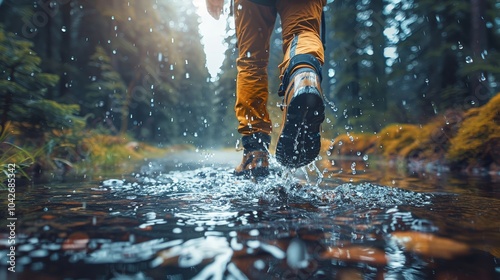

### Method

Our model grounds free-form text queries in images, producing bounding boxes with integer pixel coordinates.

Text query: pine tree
[84,45,126,134]
[0,26,83,141]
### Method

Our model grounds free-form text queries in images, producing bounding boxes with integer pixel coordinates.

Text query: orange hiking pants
[234,0,326,136]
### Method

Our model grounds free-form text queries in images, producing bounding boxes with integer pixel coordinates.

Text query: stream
[0,150,499,279]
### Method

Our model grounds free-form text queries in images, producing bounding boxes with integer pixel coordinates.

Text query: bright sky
[192,0,228,79]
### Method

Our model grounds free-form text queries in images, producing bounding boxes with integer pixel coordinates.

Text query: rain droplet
[480,72,486,81]
[254,260,265,270]
[465,56,473,63]
[481,50,488,59]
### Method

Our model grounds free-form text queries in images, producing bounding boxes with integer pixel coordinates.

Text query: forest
[1,0,499,178]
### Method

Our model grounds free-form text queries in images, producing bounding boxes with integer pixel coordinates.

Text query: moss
[447,93,500,166]
[400,110,463,160]
[372,109,464,163]
[376,124,420,157]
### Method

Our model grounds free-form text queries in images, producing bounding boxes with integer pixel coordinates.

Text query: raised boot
[276,57,325,168]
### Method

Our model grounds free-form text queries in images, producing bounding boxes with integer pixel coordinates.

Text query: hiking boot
[234,133,271,178]
[276,67,325,168]
[234,150,270,178]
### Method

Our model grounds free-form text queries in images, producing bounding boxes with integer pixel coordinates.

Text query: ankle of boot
[278,54,323,96]
[242,132,271,152]
[290,66,317,80]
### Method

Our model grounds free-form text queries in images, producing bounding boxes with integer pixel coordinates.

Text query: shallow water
[1,150,499,279]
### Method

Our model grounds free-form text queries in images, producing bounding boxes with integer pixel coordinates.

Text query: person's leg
[234,0,276,137]
[277,0,326,77]
[233,0,277,177]
[274,0,327,168]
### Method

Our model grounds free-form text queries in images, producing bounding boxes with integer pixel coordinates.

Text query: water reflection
[0,153,498,279]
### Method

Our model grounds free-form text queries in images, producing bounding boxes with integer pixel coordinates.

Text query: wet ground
[1,150,499,279]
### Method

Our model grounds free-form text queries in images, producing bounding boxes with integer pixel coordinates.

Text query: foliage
[0,25,84,141]
[17,100,85,140]
[83,45,127,132]
[0,122,36,188]
[0,0,212,146]
[78,0,212,144]
[0,25,57,130]
[0,1,212,177]
[447,92,500,166]
[80,132,167,171]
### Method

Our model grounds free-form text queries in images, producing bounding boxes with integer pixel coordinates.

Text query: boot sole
[276,86,325,168]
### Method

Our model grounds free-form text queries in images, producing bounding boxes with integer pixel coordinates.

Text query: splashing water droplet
[480,72,486,81]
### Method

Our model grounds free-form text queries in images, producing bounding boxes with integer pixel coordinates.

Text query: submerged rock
[390,231,470,259]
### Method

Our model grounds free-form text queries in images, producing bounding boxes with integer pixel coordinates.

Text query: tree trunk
[44,0,54,99]
[120,71,141,136]
[1,68,15,135]
[59,0,72,97]
[470,0,488,105]
[369,0,387,112]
